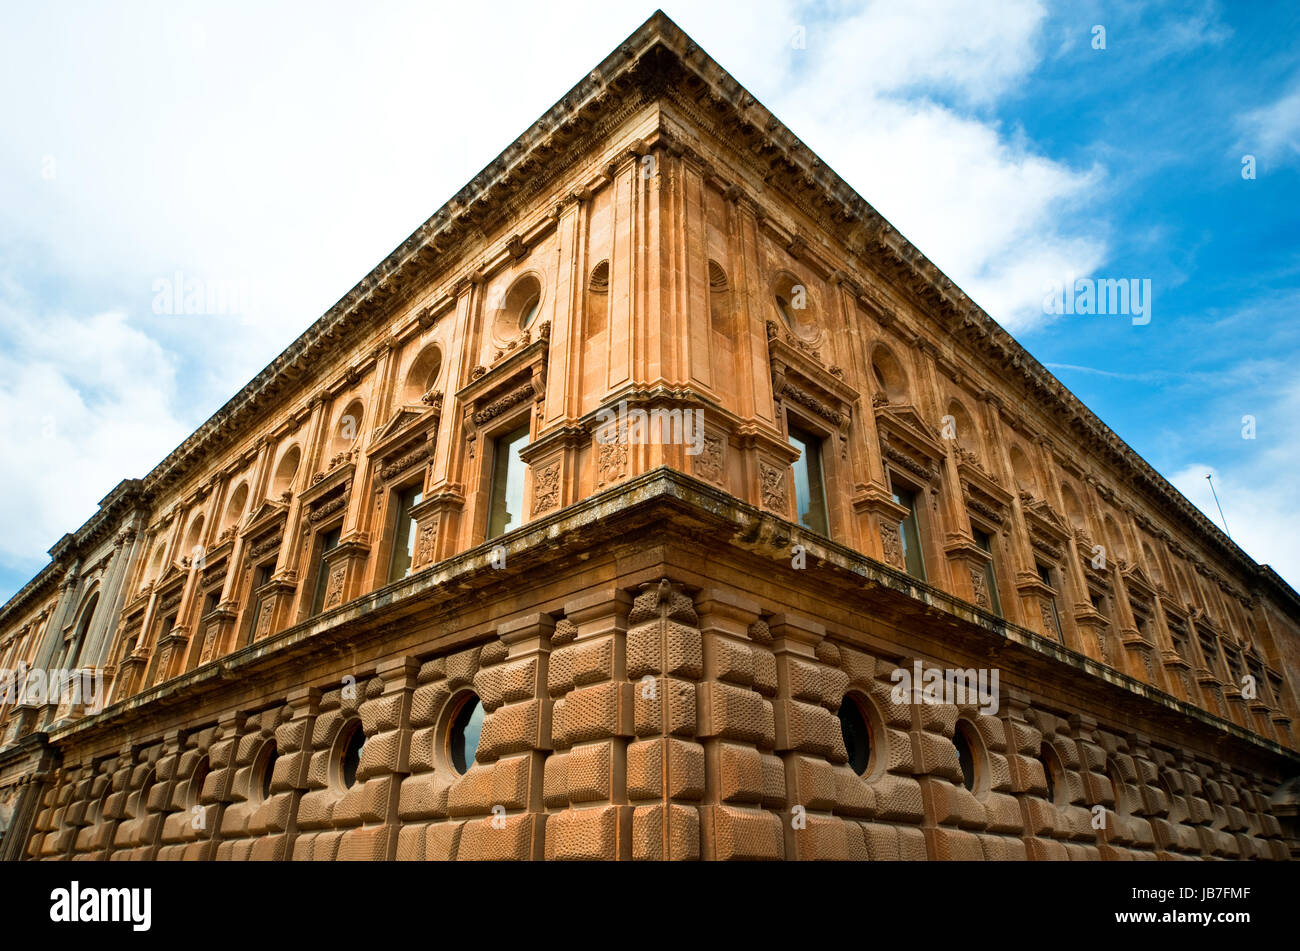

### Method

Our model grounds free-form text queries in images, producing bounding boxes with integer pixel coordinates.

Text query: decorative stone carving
[596,441,627,487]
[413,522,437,569]
[776,381,842,425]
[255,600,274,640]
[759,462,787,512]
[531,462,560,515]
[693,433,724,484]
[474,384,534,425]
[323,564,346,610]
[1040,601,1060,641]
[969,566,991,609]
[880,522,904,570]
[380,445,429,481]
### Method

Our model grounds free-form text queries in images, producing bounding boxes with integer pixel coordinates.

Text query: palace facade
[1,12,1296,861]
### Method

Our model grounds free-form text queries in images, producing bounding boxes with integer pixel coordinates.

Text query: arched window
[401,343,444,404]
[222,482,249,534]
[494,273,543,341]
[870,345,908,403]
[585,261,609,340]
[1009,445,1037,496]
[68,592,99,669]
[270,445,301,500]
[772,271,816,340]
[327,400,365,459]
[945,399,980,457]
[182,514,205,565]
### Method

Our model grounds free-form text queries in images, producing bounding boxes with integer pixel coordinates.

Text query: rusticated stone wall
[21,555,1293,861]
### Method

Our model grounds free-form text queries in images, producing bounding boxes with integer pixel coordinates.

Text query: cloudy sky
[1,0,1297,601]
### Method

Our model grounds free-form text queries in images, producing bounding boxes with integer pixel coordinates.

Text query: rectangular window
[201,590,220,619]
[388,485,424,581]
[972,528,1002,616]
[892,486,926,580]
[488,425,529,539]
[1037,562,1062,639]
[310,527,342,616]
[788,426,829,535]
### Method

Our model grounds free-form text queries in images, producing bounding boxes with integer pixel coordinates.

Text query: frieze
[474,384,535,425]
[881,442,937,483]
[307,494,348,524]
[380,445,430,482]
[777,381,842,426]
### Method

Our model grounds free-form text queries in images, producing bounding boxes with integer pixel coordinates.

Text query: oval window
[449,695,485,774]
[838,695,872,776]
[953,721,977,791]
[338,722,365,789]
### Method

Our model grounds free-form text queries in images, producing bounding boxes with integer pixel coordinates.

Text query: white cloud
[1168,379,1300,589]
[1238,81,1300,167]
[0,303,188,573]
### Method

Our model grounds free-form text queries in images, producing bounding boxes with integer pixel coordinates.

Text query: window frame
[386,480,425,583]
[889,476,928,581]
[485,422,531,541]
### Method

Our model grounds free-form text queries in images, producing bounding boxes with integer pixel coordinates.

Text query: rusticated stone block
[337,824,389,861]
[627,737,663,800]
[773,697,833,753]
[717,741,764,804]
[787,754,837,811]
[396,823,426,860]
[705,636,755,686]
[552,682,626,745]
[410,682,452,728]
[567,740,616,803]
[398,773,450,820]
[475,656,538,709]
[703,804,784,860]
[476,699,541,759]
[458,813,539,860]
[788,813,849,860]
[425,821,463,860]
[446,764,495,816]
[761,753,786,806]
[543,751,569,806]
[545,804,628,860]
[632,802,700,860]
[360,694,404,734]
[929,827,983,860]
[752,650,779,697]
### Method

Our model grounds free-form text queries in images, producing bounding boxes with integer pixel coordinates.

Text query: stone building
[0,12,1296,861]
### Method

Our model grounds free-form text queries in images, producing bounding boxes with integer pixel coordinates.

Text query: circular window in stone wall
[1039,742,1063,805]
[334,720,365,790]
[838,693,874,776]
[254,740,278,803]
[447,693,485,775]
[953,719,982,793]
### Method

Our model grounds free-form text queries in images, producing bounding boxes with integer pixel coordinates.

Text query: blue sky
[0,0,1297,602]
